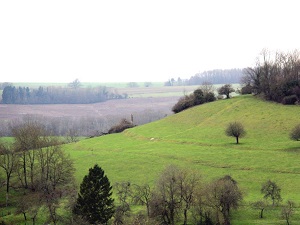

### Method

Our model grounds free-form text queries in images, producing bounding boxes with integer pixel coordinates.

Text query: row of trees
[74,164,243,225]
[74,164,295,225]
[242,49,300,104]
[172,83,236,114]
[172,84,216,113]
[1,85,128,104]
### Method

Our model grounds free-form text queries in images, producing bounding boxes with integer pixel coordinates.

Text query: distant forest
[1,85,128,104]
[165,68,244,86]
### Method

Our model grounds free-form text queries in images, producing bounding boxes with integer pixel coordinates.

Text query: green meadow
[63,95,300,224]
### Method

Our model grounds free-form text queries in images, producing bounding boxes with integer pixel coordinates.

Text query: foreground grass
[63,95,300,224]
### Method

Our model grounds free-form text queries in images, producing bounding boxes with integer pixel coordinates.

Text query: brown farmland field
[0,85,199,136]
[0,96,180,120]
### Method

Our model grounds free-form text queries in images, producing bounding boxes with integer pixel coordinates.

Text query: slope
[64,95,300,223]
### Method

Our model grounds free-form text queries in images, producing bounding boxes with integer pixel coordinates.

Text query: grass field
[1,94,300,224]
[62,95,300,224]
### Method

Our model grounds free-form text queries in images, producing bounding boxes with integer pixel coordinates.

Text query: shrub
[282,95,298,105]
[290,124,300,141]
[241,84,252,95]
[204,92,216,102]
[172,95,194,113]
[108,118,135,134]
[172,89,216,114]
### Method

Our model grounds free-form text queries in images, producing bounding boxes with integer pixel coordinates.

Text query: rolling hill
[64,95,300,224]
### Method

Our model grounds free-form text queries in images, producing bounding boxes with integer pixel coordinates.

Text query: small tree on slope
[225,121,246,144]
[73,164,115,224]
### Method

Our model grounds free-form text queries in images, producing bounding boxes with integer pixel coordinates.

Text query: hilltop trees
[73,164,115,224]
[242,49,300,104]
[225,122,246,144]
[218,84,235,99]
[172,88,216,113]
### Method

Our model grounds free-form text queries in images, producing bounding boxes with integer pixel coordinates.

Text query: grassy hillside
[64,95,300,224]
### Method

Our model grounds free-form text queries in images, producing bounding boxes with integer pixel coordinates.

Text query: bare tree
[132,183,152,217]
[150,165,182,225]
[68,79,81,89]
[0,142,17,207]
[200,81,215,95]
[252,200,267,219]
[261,180,282,206]
[281,200,295,225]
[178,169,201,225]
[11,121,49,190]
[205,175,242,225]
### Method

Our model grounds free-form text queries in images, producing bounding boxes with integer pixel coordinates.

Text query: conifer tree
[73,164,114,224]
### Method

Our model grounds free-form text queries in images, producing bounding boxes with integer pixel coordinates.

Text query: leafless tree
[281,200,295,225]
[132,183,152,217]
[0,142,17,207]
[205,175,242,225]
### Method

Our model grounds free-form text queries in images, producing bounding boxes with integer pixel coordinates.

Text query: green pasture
[63,95,300,224]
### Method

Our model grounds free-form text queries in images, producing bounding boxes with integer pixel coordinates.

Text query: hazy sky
[1,0,299,83]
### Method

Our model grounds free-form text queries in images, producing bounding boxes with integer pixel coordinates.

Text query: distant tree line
[242,49,300,104]
[165,68,244,86]
[1,85,128,104]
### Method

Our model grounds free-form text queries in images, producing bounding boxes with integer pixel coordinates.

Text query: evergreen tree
[73,164,114,224]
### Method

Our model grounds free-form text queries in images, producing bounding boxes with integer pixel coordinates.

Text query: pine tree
[73,164,115,224]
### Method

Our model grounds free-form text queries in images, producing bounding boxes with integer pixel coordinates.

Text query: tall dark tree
[73,164,114,224]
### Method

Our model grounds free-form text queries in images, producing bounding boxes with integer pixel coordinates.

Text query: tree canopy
[73,164,115,224]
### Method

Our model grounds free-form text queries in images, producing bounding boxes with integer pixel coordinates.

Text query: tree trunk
[260,208,264,218]
[183,208,188,225]
[236,136,239,144]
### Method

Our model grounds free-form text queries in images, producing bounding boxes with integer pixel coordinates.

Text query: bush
[108,119,135,134]
[172,95,194,114]
[241,84,252,95]
[282,95,298,105]
[290,124,300,141]
[204,92,216,102]
[172,89,216,114]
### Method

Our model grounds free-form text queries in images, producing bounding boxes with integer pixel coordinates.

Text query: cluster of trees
[242,49,300,104]
[1,85,128,104]
[172,83,237,114]
[0,121,76,224]
[172,84,216,113]
[73,164,243,225]
[73,164,296,225]
[165,69,243,86]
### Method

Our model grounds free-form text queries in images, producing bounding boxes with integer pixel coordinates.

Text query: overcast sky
[1,0,299,83]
